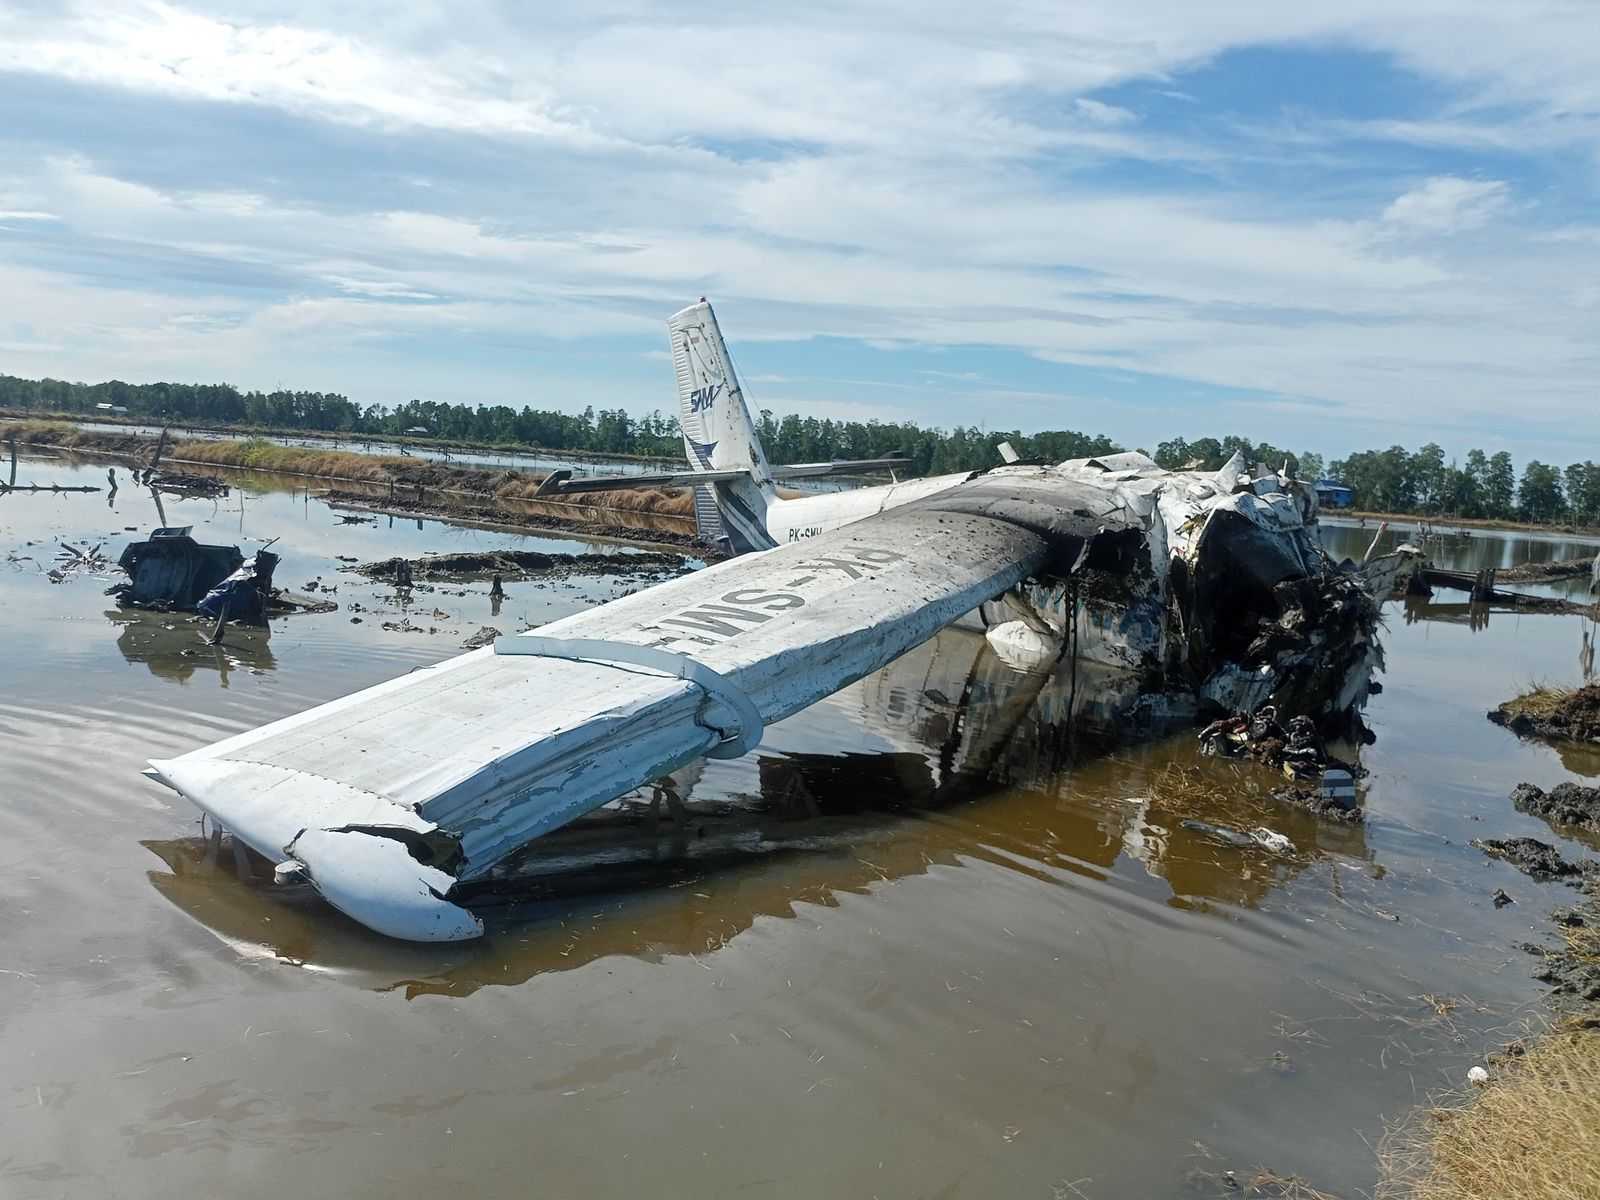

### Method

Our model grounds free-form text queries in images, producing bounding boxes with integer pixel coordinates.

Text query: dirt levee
[356,549,689,582]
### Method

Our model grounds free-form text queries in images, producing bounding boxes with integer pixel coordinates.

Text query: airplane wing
[148,468,1129,941]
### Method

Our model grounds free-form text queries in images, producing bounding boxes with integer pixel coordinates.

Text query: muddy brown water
[3,453,1600,1199]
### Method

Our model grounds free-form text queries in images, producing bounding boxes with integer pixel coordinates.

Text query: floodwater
[3,453,1599,1199]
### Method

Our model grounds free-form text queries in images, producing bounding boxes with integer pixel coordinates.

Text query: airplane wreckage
[147,301,1386,941]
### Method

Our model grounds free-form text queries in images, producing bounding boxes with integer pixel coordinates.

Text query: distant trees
[1517,461,1566,523]
[0,370,1114,475]
[0,374,686,459]
[1323,444,1600,524]
[3,370,1594,525]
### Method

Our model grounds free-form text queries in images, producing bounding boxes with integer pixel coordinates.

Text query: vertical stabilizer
[669,300,778,554]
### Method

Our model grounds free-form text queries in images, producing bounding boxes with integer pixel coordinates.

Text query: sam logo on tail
[689,383,720,413]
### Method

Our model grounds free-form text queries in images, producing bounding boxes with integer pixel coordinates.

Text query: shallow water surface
[2,457,1597,1199]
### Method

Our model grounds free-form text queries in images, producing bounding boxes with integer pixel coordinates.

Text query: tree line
[0,373,1117,475]
[1152,435,1599,525]
[2,373,1592,523]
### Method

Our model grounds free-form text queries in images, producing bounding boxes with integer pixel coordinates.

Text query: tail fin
[669,300,778,555]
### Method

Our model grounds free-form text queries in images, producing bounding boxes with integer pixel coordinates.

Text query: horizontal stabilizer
[534,454,914,497]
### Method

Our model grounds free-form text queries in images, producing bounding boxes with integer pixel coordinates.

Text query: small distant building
[1313,479,1353,508]
[95,402,130,415]
[404,426,431,436]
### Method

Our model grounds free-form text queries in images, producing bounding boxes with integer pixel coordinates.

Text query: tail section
[669,300,778,555]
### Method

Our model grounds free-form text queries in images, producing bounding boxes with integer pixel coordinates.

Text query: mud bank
[322,490,709,554]
[1498,555,1600,584]
[1472,835,1597,884]
[355,548,690,583]
[1472,797,1600,1010]
[1512,781,1600,836]
[1489,684,1600,745]
[2,419,699,526]
[1526,906,1600,1009]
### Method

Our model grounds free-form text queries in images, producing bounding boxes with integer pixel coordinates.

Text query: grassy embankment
[1,420,695,519]
[1380,1027,1600,1199]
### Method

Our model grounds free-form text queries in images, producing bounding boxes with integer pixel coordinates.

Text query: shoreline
[4,420,708,555]
[1331,509,1600,540]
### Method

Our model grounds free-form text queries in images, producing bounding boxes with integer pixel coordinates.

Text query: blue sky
[1,2,1597,464]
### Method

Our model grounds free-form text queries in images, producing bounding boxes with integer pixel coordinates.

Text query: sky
[1,2,1597,465]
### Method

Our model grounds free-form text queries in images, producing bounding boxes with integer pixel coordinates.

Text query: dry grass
[1500,684,1580,723]
[1559,915,1600,964]
[174,436,412,482]
[1378,1029,1600,1199]
[495,475,696,516]
[1,418,127,450]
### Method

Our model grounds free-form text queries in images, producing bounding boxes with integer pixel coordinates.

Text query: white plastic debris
[1467,1065,1490,1086]
[1249,827,1296,855]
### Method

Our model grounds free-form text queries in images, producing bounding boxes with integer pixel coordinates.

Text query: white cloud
[0,1,598,142]
[1381,176,1510,234]
[1075,98,1135,125]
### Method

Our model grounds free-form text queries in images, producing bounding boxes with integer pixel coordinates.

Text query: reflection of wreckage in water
[144,303,1388,942]
[143,631,1368,987]
[109,610,278,683]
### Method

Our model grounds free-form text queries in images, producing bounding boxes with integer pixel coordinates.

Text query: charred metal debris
[108,527,323,624]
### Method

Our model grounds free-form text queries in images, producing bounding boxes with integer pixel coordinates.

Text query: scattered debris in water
[1198,706,1366,820]
[135,425,230,496]
[48,542,114,583]
[1490,684,1600,746]
[144,470,229,496]
[381,618,437,635]
[1269,783,1364,823]
[1,431,103,495]
[1416,565,1599,614]
[1179,819,1296,855]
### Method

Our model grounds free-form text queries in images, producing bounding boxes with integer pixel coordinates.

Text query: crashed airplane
[146,301,1383,941]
